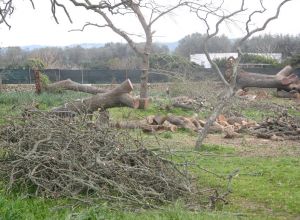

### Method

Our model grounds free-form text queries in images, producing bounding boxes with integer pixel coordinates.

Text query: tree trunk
[34,69,42,94]
[195,88,234,150]
[51,79,139,114]
[45,79,108,94]
[46,79,139,111]
[236,65,300,92]
[0,76,2,92]
[139,52,150,109]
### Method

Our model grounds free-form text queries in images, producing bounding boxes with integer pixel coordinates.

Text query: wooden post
[28,68,32,84]
[34,69,42,94]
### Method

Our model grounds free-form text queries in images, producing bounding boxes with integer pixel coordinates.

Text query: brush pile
[0,113,196,208]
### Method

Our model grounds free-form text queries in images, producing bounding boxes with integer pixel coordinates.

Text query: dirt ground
[205,134,300,157]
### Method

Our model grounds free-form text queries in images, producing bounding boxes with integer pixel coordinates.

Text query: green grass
[0,91,90,124]
[241,108,276,121]
[0,196,241,220]
[288,108,300,117]
[192,155,300,219]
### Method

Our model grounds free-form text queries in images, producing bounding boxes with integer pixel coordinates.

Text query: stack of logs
[112,114,258,138]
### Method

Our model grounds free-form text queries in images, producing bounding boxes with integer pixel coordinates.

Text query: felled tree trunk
[236,65,300,92]
[46,79,140,109]
[51,79,139,114]
[45,79,108,94]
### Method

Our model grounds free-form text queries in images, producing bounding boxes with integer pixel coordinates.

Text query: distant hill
[18,42,178,51]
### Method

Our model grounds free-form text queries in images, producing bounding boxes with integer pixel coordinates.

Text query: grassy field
[0,86,299,220]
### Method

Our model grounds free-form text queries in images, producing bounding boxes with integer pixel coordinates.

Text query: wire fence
[0,67,289,84]
[0,69,170,84]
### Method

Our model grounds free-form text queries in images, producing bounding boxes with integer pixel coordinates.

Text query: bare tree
[48,0,186,108]
[187,0,294,150]
[0,0,14,28]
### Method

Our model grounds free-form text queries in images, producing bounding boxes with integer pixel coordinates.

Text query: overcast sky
[0,0,299,47]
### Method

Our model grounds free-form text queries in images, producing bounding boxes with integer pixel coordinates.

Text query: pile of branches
[250,113,300,140]
[0,113,197,208]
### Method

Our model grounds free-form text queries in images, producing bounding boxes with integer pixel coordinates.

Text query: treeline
[174,33,300,58]
[1,34,300,70]
[0,43,169,70]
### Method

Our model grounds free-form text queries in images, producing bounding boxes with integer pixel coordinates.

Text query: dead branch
[0,113,202,209]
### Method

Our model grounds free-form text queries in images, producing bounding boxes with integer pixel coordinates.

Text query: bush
[213,54,280,68]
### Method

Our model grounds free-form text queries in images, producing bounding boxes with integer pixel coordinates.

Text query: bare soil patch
[205,134,300,157]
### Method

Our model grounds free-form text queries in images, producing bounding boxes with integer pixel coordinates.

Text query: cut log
[166,115,198,131]
[224,125,241,139]
[45,79,108,94]
[46,79,140,109]
[234,64,300,93]
[112,120,177,132]
[276,90,300,99]
[153,115,167,125]
[208,122,224,133]
[51,79,139,114]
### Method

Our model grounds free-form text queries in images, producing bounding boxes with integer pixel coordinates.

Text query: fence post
[28,68,32,84]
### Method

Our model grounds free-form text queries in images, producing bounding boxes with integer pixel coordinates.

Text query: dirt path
[205,134,300,157]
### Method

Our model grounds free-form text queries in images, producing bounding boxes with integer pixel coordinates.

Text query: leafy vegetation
[213,54,280,68]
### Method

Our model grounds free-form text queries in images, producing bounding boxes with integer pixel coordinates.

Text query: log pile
[113,113,258,137]
[250,114,300,140]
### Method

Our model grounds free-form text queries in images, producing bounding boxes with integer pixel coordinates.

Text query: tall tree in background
[49,0,186,108]
[240,34,300,58]
[175,33,232,57]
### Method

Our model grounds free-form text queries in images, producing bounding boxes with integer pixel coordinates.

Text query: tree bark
[51,79,139,114]
[45,79,108,94]
[112,120,177,132]
[236,65,300,92]
[166,115,198,131]
[276,90,300,99]
[195,88,234,150]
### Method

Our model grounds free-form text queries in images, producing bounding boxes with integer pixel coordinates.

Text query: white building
[190,53,282,68]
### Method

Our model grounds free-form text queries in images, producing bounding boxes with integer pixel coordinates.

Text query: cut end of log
[132,98,140,109]
[281,74,298,85]
[128,79,133,90]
